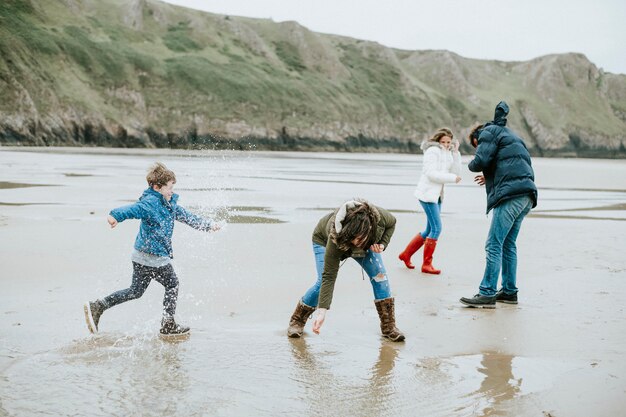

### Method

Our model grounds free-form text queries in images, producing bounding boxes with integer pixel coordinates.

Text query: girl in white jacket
[399,128,461,274]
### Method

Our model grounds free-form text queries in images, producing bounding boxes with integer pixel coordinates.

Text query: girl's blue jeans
[419,199,442,239]
[301,243,392,307]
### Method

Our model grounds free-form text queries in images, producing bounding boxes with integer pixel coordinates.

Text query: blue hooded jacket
[109,188,214,258]
[468,101,538,213]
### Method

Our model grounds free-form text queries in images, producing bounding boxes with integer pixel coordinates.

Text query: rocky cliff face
[0,0,625,157]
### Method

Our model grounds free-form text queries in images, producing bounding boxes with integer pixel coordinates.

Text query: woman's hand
[312,308,327,334]
[107,215,118,228]
[455,176,462,183]
[453,140,460,152]
[474,175,486,186]
[370,243,385,253]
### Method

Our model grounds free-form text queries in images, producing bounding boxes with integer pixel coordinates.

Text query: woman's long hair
[428,127,453,143]
[330,200,380,251]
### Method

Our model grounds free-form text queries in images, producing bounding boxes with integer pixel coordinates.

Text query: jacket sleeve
[175,206,214,231]
[451,151,462,176]
[468,130,497,172]
[109,202,148,222]
[378,210,396,249]
[317,241,342,309]
[424,148,458,184]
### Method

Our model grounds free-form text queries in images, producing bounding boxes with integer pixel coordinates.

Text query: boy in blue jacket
[84,162,220,335]
[460,101,537,308]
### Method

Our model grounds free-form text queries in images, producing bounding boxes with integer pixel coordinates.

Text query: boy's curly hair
[331,200,380,251]
[146,162,176,187]
[468,123,485,148]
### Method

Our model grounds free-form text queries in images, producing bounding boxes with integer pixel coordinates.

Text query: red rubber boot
[421,238,441,275]
[398,234,425,269]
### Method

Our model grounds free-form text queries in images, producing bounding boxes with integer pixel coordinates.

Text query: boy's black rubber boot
[495,290,518,304]
[460,294,496,309]
[160,318,190,335]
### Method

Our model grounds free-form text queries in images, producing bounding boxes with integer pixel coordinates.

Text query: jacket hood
[139,188,179,204]
[420,140,444,152]
[493,101,509,126]
[329,200,381,250]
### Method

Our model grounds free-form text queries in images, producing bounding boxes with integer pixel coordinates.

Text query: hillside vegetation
[1,0,625,157]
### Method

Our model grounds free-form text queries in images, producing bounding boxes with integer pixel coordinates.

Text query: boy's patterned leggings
[102,262,179,318]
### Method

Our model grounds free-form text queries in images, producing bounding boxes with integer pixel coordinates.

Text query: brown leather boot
[374,298,405,342]
[287,300,316,338]
[421,238,441,274]
[398,234,425,269]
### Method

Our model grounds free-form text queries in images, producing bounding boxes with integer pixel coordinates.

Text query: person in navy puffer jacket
[84,162,221,336]
[460,101,538,308]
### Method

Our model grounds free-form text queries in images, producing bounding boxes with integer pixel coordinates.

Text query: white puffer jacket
[414,141,462,203]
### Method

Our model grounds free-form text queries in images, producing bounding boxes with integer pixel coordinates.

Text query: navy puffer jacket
[468,101,538,213]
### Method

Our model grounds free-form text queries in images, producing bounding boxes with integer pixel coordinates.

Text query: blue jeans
[301,243,392,307]
[419,199,442,239]
[479,195,533,296]
[102,262,179,317]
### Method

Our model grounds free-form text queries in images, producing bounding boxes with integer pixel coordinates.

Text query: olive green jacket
[312,206,396,309]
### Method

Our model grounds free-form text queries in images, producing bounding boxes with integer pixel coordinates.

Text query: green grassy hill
[1,0,625,157]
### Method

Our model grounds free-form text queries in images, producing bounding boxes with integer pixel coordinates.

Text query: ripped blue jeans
[301,243,392,307]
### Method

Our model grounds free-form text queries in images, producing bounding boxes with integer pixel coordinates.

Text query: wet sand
[0,147,625,416]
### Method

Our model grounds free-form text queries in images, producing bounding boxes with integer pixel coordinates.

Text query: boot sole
[460,300,496,309]
[159,332,190,342]
[83,302,96,334]
[383,334,405,342]
[160,328,190,336]
[496,299,518,304]
[287,333,302,338]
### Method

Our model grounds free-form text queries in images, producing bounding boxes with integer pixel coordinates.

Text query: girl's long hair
[330,200,380,251]
[428,127,453,143]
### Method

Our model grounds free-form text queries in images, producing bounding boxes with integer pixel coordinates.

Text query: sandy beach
[1,147,625,416]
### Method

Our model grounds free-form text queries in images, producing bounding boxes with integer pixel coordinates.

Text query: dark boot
[374,298,405,342]
[84,300,106,333]
[160,317,190,335]
[287,300,316,338]
[398,234,425,269]
[496,289,518,304]
[460,294,496,308]
[421,238,441,275]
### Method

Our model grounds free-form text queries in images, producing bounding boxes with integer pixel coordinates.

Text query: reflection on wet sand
[412,352,525,416]
[289,338,401,417]
[0,202,60,206]
[529,202,626,221]
[471,352,521,417]
[0,181,54,190]
[528,213,626,221]
[59,334,191,415]
[533,202,626,212]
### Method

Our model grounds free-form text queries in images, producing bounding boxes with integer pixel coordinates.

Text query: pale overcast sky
[160,0,626,75]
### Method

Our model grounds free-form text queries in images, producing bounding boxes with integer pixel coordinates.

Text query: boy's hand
[474,175,486,186]
[107,215,118,228]
[370,243,385,253]
[312,308,327,334]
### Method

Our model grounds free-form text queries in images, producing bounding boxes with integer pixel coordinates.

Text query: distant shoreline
[1,136,624,159]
